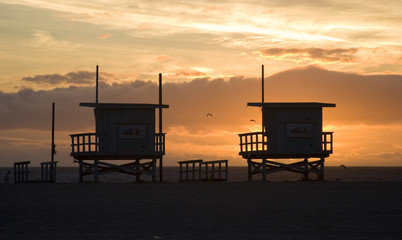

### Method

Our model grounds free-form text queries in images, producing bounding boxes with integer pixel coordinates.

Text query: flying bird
[250,119,256,122]
[207,113,213,117]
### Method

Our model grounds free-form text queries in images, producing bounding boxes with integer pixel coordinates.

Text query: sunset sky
[1,0,402,167]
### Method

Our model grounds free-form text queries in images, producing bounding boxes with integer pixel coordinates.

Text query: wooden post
[319,157,325,181]
[225,161,228,181]
[205,164,208,180]
[247,159,252,181]
[14,164,17,183]
[262,158,267,181]
[94,159,99,183]
[135,159,140,182]
[218,162,222,179]
[194,162,196,181]
[41,163,45,181]
[24,163,28,182]
[211,162,215,181]
[303,158,309,181]
[198,161,202,180]
[152,158,156,182]
[185,163,189,180]
[79,160,83,183]
[22,162,26,182]
[159,73,163,182]
[179,162,183,181]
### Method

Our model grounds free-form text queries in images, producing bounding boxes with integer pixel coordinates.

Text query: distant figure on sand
[4,171,10,183]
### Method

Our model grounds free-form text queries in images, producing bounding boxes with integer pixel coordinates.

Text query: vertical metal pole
[50,102,55,181]
[159,73,163,182]
[51,102,55,162]
[261,65,264,133]
[53,162,57,182]
[262,64,264,105]
[96,65,99,104]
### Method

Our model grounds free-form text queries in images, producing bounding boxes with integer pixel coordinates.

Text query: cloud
[268,66,402,124]
[98,33,112,39]
[4,66,402,132]
[257,48,359,63]
[156,55,172,62]
[173,71,207,77]
[32,30,80,48]
[21,71,114,86]
[4,0,401,51]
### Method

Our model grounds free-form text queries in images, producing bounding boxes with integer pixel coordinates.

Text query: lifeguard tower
[238,66,335,181]
[70,67,168,182]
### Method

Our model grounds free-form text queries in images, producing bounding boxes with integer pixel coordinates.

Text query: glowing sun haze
[0,0,402,166]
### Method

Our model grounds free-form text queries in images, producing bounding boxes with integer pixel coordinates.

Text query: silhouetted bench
[14,161,30,183]
[178,159,228,182]
[41,161,58,182]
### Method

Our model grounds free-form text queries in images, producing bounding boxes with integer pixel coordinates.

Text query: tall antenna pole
[159,73,163,134]
[96,65,99,104]
[159,73,163,182]
[261,65,265,133]
[51,102,55,162]
[262,64,264,105]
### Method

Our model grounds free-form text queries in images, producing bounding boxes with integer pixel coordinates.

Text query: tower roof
[247,102,335,108]
[80,103,169,109]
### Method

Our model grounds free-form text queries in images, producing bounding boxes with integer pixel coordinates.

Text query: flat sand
[1,182,402,240]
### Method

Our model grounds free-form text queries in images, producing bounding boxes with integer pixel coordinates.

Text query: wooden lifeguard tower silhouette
[70,66,168,182]
[238,66,335,181]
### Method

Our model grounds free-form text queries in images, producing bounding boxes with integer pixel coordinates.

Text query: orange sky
[0,1,402,166]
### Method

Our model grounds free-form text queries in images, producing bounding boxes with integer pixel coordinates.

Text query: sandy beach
[1,182,401,240]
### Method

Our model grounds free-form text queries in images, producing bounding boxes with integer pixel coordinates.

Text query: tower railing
[239,132,268,153]
[155,133,166,154]
[70,133,99,156]
[322,132,333,153]
[70,132,166,156]
[239,132,333,154]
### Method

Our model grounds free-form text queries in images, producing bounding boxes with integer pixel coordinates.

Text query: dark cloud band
[2,66,402,132]
[22,71,100,85]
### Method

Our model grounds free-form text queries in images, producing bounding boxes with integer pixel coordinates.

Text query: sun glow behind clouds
[187,22,341,42]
